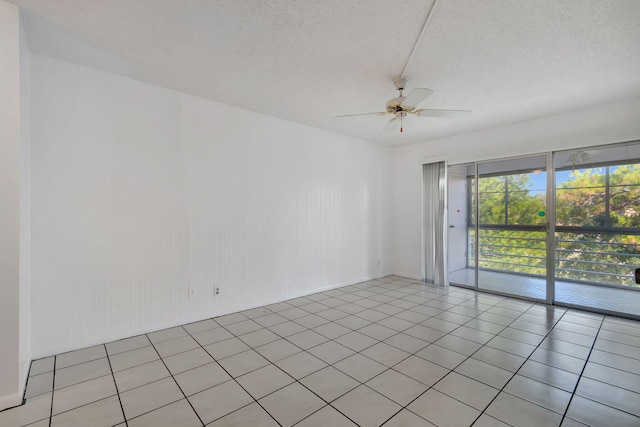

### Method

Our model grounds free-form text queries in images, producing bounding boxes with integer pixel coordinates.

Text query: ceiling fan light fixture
[386,96,407,113]
[332,0,470,134]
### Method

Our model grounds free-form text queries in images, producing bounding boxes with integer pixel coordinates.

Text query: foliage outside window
[555,164,640,287]
[467,163,640,288]
[476,173,546,226]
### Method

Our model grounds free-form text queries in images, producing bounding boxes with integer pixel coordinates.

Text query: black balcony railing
[468,227,640,288]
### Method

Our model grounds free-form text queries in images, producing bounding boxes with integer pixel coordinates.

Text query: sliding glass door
[446,141,640,317]
[446,156,551,299]
[447,163,476,288]
[475,155,549,300]
[553,143,640,316]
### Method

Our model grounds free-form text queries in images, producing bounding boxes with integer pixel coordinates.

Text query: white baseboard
[392,272,422,281]
[32,274,392,359]
[0,392,23,412]
[286,274,384,300]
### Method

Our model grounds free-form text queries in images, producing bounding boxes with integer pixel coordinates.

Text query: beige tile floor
[449,268,640,318]
[2,276,640,426]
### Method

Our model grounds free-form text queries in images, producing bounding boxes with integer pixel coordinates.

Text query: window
[473,171,547,227]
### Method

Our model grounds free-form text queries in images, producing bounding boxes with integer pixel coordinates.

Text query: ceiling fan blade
[333,112,387,118]
[380,117,397,135]
[415,109,472,118]
[402,88,433,108]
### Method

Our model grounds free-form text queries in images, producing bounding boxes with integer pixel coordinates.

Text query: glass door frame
[545,153,555,305]
[449,152,556,303]
[447,140,640,318]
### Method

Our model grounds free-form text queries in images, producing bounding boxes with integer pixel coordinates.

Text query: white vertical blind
[423,161,447,285]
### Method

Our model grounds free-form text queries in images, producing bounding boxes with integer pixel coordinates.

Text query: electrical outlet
[214,287,220,296]
[188,288,196,298]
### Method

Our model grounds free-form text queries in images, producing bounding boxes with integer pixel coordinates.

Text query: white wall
[392,95,640,280]
[30,55,391,358]
[0,0,30,410]
[18,6,31,401]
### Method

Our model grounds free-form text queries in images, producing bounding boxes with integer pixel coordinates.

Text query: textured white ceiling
[13,0,640,146]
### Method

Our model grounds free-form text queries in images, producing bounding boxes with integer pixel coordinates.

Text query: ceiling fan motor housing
[387,77,413,113]
[386,96,407,113]
[393,77,407,91]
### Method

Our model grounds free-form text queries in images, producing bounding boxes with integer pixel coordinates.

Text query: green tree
[475,174,546,276]
[556,169,606,227]
[610,165,640,229]
[554,165,640,287]
[470,166,640,287]
[477,174,545,226]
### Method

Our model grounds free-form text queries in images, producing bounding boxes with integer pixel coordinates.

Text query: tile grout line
[25,280,448,427]
[24,277,640,426]
[276,283,507,426]
[205,279,436,425]
[559,315,605,425]
[112,303,335,425]
[47,355,56,427]
[38,292,528,424]
[31,357,133,422]
[228,282,411,362]
[468,305,575,426]
[350,282,611,425]
[142,331,209,427]
[104,344,129,427]
[290,283,443,425]
[68,282,490,425]
[178,325,284,427]
[295,284,463,363]
[372,295,560,426]
[371,287,521,426]
[286,281,435,426]
[99,378,202,426]
[49,350,105,370]
[214,306,371,425]
[236,289,640,425]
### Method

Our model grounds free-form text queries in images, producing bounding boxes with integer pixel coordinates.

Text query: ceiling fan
[334,77,471,134]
